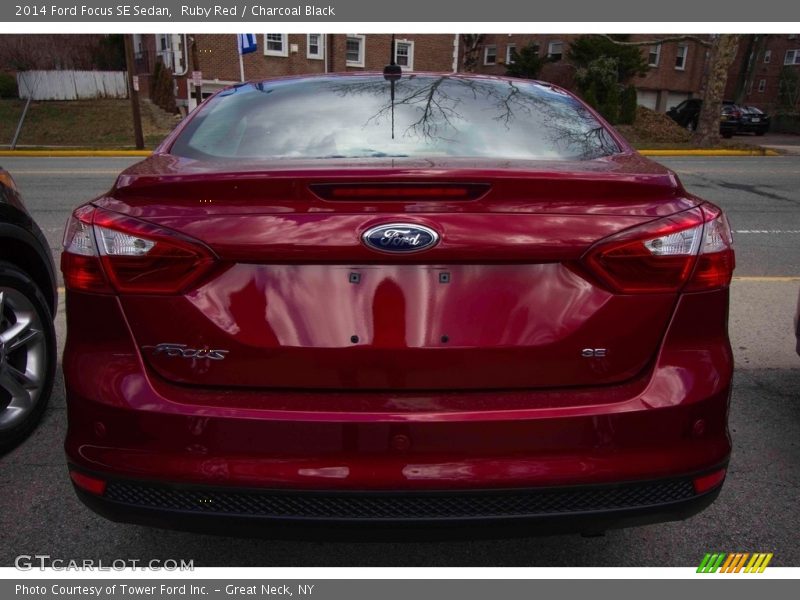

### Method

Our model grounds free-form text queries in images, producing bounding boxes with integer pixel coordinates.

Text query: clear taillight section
[584,205,734,294]
[684,204,735,292]
[61,206,217,295]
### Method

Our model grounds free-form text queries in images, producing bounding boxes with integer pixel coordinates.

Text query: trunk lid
[98,154,696,391]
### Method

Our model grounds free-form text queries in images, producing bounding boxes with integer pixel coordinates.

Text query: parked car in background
[62,73,735,536]
[738,106,770,136]
[719,105,743,139]
[0,167,57,454]
[667,99,739,138]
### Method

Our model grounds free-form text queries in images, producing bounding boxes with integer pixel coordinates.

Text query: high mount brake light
[583,205,734,294]
[61,206,217,295]
[310,183,491,202]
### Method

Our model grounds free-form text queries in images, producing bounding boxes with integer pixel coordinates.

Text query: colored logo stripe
[697,553,773,573]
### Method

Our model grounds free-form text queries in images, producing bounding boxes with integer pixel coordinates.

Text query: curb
[639,149,780,157]
[0,150,152,157]
[0,149,782,158]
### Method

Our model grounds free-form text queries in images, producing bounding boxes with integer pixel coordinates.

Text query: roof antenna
[383,34,401,140]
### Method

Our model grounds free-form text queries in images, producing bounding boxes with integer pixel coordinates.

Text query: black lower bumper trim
[72,473,723,539]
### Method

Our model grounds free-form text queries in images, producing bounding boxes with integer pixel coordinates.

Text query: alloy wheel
[0,288,46,432]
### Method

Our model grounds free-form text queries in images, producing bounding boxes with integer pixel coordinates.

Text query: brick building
[467,34,710,112]
[132,34,458,111]
[724,34,800,112]
[631,35,709,112]
[129,33,800,116]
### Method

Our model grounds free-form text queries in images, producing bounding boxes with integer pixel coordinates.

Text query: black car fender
[0,217,58,317]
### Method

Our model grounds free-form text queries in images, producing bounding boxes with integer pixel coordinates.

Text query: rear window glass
[170,75,620,162]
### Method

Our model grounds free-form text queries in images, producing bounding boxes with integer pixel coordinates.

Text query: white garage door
[637,90,658,110]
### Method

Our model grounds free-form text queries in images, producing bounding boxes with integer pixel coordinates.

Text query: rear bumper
[63,289,734,532]
[70,470,724,538]
[739,122,770,134]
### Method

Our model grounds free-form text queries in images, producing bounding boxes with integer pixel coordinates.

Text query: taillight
[61,206,217,295]
[583,205,734,294]
[684,205,735,292]
[61,205,111,293]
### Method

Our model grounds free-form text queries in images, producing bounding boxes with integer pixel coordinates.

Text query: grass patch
[0,98,175,149]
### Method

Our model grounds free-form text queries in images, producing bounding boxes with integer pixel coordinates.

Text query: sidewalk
[756,132,800,156]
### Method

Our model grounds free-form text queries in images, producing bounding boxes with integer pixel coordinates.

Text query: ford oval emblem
[362,223,440,253]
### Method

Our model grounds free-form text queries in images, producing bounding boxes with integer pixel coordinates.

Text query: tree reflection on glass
[327,75,619,160]
[172,75,620,161]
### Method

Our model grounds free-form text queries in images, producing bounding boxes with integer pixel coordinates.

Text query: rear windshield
[170,75,620,161]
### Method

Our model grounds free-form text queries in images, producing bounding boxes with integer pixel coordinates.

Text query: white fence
[16,70,128,101]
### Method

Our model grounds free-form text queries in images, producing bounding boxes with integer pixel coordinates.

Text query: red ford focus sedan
[61,73,734,536]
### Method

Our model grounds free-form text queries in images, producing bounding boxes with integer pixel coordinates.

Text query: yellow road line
[0,150,151,157]
[11,170,124,175]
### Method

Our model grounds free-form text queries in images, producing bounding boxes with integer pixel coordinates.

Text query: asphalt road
[0,155,798,567]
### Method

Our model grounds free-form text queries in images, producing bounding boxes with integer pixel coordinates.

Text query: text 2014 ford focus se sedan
[62,73,734,536]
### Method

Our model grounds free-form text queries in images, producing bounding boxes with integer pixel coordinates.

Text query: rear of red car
[62,74,733,535]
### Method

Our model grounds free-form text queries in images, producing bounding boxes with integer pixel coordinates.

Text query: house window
[675,44,688,70]
[764,50,771,64]
[346,34,365,67]
[648,44,661,67]
[264,34,288,57]
[395,40,414,71]
[784,49,800,65]
[156,34,173,68]
[758,79,766,93]
[484,45,497,65]
[506,44,517,64]
[548,41,563,61]
[307,34,323,60]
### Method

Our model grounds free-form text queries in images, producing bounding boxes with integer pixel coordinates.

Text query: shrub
[505,43,548,80]
[0,72,18,99]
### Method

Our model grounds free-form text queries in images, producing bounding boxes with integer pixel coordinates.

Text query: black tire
[722,131,733,139]
[0,260,56,455]
[686,120,697,132]
[755,131,765,137]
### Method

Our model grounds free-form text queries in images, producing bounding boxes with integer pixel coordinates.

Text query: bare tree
[599,34,740,147]
[694,35,739,147]
[461,34,485,72]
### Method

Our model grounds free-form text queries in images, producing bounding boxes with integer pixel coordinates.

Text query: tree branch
[599,34,712,48]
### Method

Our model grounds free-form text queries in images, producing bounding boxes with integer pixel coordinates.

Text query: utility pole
[190,35,203,111]
[123,34,145,150]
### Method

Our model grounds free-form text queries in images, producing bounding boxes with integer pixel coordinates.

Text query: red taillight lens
[584,205,734,294]
[693,468,726,494]
[93,210,216,294]
[69,470,107,495]
[61,205,111,293]
[62,206,217,295]
[684,205,735,292]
